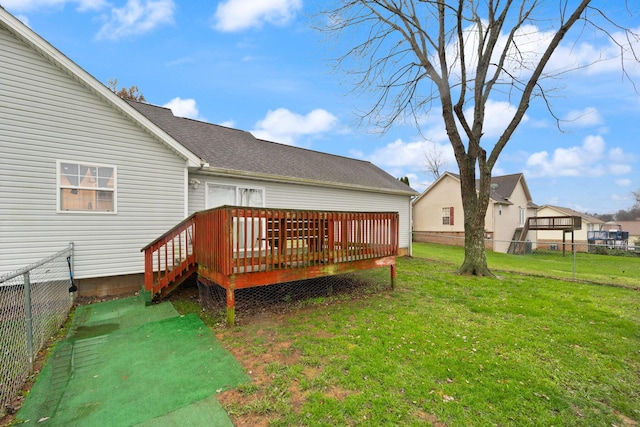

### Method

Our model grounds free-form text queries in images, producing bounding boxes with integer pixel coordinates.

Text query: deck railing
[528,216,582,230]
[142,214,196,294]
[195,206,398,279]
[142,206,399,296]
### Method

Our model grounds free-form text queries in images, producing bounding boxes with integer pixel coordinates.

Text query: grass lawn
[182,243,640,426]
[412,242,640,289]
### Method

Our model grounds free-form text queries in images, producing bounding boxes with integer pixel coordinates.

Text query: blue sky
[4,0,640,215]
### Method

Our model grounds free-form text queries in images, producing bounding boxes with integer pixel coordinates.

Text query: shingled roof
[127,101,415,195]
[488,173,537,207]
[539,205,604,225]
[417,171,537,207]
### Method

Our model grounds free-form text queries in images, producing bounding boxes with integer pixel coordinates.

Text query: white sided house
[0,8,416,297]
[412,172,538,253]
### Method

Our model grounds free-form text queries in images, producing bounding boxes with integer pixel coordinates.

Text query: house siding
[490,183,537,253]
[413,175,465,234]
[413,173,537,253]
[0,27,187,280]
[188,174,412,251]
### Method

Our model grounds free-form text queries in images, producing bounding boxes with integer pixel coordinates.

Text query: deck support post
[390,263,396,290]
[226,284,235,327]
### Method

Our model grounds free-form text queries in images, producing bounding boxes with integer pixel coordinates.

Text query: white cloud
[163,97,204,120]
[213,0,302,32]
[2,0,107,12]
[16,15,30,26]
[440,19,640,92]
[581,28,640,77]
[611,193,631,202]
[368,139,453,169]
[470,100,529,138]
[609,147,636,163]
[417,99,526,143]
[562,107,603,128]
[615,178,632,187]
[96,0,174,41]
[609,164,632,175]
[251,108,337,145]
[525,134,608,177]
[361,139,455,185]
[218,120,236,128]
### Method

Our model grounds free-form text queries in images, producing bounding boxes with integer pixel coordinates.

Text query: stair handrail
[142,212,198,294]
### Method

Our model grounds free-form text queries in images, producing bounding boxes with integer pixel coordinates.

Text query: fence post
[69,242,76,299]
[390,263,396,290]
[572,241,577,280]
[23,272,34,374]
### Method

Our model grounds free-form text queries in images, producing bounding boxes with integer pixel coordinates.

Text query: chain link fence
[197,267,392,324]
[413,232,640,286]
[0,244,75,416]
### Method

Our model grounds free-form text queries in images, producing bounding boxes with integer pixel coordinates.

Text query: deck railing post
[226,282,235,327]
[144,248,152,291]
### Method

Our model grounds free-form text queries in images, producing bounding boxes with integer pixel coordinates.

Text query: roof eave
[196,167,418,197]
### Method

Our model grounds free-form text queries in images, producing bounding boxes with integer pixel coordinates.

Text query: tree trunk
[457,166,494,276]
[458,220,492,276]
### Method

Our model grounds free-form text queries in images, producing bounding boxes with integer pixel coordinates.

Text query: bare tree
[107,78,146,102]
[322,1,639,275]
[424,144,447,180]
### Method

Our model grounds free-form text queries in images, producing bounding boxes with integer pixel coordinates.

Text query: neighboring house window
[519,207,526,227]
[58,161,116,212]
[442,207,454,225]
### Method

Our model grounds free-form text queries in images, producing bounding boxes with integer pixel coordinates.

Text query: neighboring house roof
[413,171,536,206]
[127,101,416,195]
[608,221,640,235]
[489,173,537,208]
[0,7,203,168]
[537,205,604,225]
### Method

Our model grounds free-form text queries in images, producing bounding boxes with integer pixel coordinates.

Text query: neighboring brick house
[412,172,538,253]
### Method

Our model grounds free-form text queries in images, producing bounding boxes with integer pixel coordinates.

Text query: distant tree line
[591,189,640,222]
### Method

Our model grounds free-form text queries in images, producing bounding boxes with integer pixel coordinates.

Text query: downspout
[408,197,414,256]
[183,166,189,218]
[185,159,209,218]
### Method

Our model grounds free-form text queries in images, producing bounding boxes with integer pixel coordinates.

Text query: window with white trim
[519,207,526,227]
[58,161,116,212]
[442,206,454,225]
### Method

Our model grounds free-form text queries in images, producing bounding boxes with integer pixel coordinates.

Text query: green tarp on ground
[17,297,248,426]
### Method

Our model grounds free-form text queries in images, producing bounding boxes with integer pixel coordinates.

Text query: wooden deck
[509,216,582,255]
[527,216,582,231]
[142,206,399,325]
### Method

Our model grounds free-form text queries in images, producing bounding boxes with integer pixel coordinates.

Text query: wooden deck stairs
[508,221,531,254]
